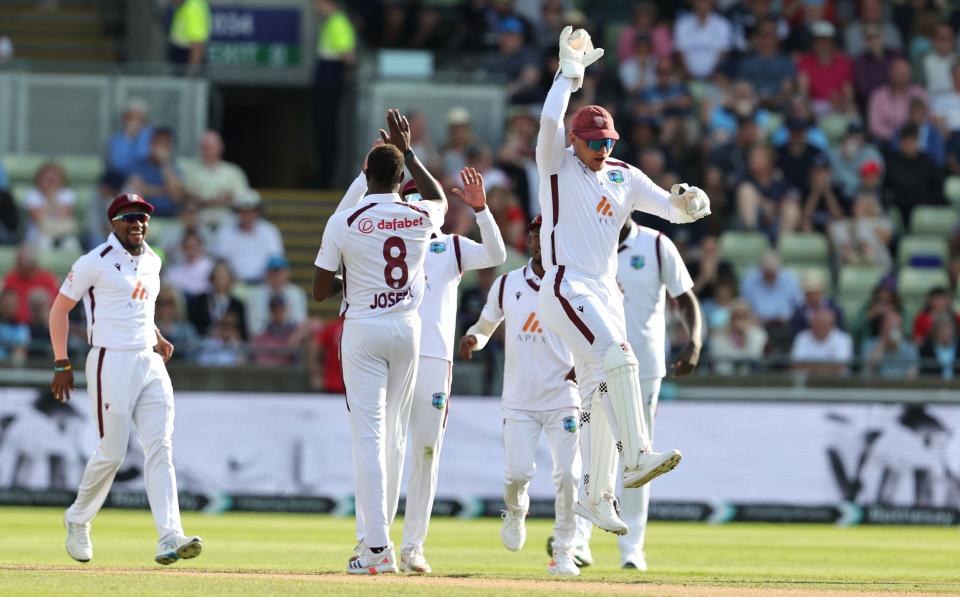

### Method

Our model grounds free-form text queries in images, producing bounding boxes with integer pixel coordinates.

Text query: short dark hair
[152,126,174,141]
[366,145,405,188]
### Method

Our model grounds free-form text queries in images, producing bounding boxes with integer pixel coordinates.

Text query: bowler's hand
[671,342,701,376]
[451,167,486,212]
[458,335,478,360]
[156,334,175,363]
[379,108,412,154]
[51,360,74,404]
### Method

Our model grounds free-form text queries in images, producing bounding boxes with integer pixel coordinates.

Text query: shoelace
[69,524,91,547]
[599,491,621,515]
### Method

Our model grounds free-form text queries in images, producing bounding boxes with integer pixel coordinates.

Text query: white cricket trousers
[341,312,420,549]
[401,355,452,553]
[66,347,183,541]
[502,406,581,552]
[575,377,662,559]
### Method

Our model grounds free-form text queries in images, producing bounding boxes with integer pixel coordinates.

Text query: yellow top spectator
[316,3,355,60]
[170,0,212,48]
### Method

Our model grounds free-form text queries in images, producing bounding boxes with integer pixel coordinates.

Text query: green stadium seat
[777,232,830,266]
[910,205,960,236]
[146,217,180,251]
[898,267,950,323]
[38,248,83,281]
[837,265,886,318]
[59,155,104,184]
[818,114,850,143]
[897,235,949,267]
[2,154,45,184]
[11,183,32,206]
[945,176,960,207]
[719,231,770,273]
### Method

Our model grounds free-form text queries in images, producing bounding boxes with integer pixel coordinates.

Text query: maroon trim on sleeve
[87,288,96,345]
[497,274,507,311]
[99,245,113,258]
[550,174,559,266]
[339,320,349,412]
[605,160,630,168]
[554,265,595,345]
[399,202,431,218]
[95,348,106,438]
[453,235,463,275]
[655,231,663,280]
[346,203,376,227]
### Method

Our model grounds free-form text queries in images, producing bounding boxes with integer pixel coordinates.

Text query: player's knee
[603,341,638,371]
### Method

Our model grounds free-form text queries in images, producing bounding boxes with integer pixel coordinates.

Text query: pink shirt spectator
[797,52,853,102]
[617,24,672,62]
[867,85,928,141]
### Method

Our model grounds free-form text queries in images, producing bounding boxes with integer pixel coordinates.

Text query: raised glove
[558,26,605,93]
[669,184,712,223]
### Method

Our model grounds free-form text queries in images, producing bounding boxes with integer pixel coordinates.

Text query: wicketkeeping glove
[558,26,605,92]
[669,184,712,223]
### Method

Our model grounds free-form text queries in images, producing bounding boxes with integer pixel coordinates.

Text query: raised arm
[450,167,506,270]
[380,108,447,214]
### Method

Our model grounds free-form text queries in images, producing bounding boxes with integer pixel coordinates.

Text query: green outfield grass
[0,507,959,596]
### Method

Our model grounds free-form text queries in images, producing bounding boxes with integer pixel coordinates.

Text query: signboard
[207,7,301,68]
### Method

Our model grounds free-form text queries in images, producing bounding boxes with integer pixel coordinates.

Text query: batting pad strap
[603,343,650,468]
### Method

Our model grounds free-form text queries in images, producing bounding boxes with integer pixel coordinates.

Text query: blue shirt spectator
[107,97,153,177]
[740,252,803,323]
[0,288,29,362]
[126,127,184,217]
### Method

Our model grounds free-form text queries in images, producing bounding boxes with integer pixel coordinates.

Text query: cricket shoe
[623,449,682,489]
[347,544,398,575]
[348,540,364,563]
[546,536,593,567]
[399,546,432,574]
[155,535,203,565]
[547,548,581,576]
[64,513,92,562]
[573,492,628,535]
[622,550,648,571]
[500,509,527,551]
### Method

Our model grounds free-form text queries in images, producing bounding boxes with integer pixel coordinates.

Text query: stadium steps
[261,189,341,319]
[0,1,118,63]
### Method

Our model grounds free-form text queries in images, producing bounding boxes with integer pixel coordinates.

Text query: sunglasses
[111,212,151,223]
[580,138,615,152]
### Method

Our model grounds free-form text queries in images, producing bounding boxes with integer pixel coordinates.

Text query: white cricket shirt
[59,233,162,350]
[536,76,691,279]
[315,193,443,319]
[480,262,579,411]
[617,223,694,379]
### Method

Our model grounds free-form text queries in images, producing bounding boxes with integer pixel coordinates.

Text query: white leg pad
[603,343,650,469]
[587,389,617,505]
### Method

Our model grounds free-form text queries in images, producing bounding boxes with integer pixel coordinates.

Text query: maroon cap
[107,193,154,220]
[401,179,419,198]
[528,214,542,231]
[571,105,619,141]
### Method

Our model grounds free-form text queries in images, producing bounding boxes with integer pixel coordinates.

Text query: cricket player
[312,109,447,574]
[49,192,202,565]
[335,164,506,574]
[459,215,583,576]
[536,26,710,534]
[558,220,702,569]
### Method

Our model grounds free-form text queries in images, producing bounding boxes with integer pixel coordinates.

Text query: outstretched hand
[458,335,478,360]
[450,167,486,212]
[671,342,701,377]
[379,108,411,154]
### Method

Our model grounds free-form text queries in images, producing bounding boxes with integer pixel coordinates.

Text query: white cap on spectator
[811,20,836,39]
[447,106,470,126]
[124,96,149,115]
[233,189,261,209]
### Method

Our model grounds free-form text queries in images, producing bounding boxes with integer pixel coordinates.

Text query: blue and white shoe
[155,535,203,565]
[347,544,398,574]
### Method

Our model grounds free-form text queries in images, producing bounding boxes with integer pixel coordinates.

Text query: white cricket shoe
[548,548,581,576]
[155,534,203,565]
[573,492,628,535]
[399,546,432,574]
[623,449,681,489]
[348,540,364,563]
[500,509,527,551]
[546,536,594,568]
[622,550,648,571]
[64,514,92,563]
[347,544,398,575]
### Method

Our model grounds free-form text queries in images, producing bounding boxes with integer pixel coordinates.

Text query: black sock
[370,546,386,554]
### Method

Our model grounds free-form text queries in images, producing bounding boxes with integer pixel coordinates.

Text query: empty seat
[719,231,770,273]
[910,205,960,236]
[945,176,960,207]
[777,232,830,266]
[59,155,105,184]
[897,235,949,267]
[2,154,45,183]
[898,267,951,321]
[837,265,886,318]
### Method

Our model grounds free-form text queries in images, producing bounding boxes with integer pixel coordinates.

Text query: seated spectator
[618,33,658,96]
[0,160,18,245]
[673,0,733,80]
[701,277,738,331]
[196,311,245,367]
[791,270,844,333]
[922,23,957,97]
[777,117,826,195]
[703,81,765,146]
[709,298,769,375]
[250,295,307,367]
[853,23,901,110]
[930,63,960,137]
[828,122,884,201]
[735,145,801,239]
[107,97,153,177]
[245,255,307,338]
[155,286,200,361]
[407,110,441,176]
[797,21,854,115]
[637,56,693,121]
[23,162,80,250]
[212,190,284,284]
[617,2,672,63]
[770,96,830,150]
[0,288,29,364]
[912,287,960,345]
[861,309,918,378]
[867,58,927,144]
[186,259,248,339]
[851,282,902,348]
[85,170,126,250]
[163,229,214,298]
[783,0,830,54]
[708,113,759,197]
[854,158,884,200]
[730,0,789,52]
[308,317,344,392]
[441,107,479,182]
[737,17,795,107]
[2,244,59,324]
[496,109,538,214]
[919,314,959,379]
[844,0,902,57]
[892,97,945,166]
[740,250,804,325]
[126,127,185,217]
[828,191,893,270]
[800,153,845,231]
[482,17,540,105]
[883,123,944,226]
[26,288,52,359]
[159,200,215,265]
[790,307,853,375]
[184,130,251,228]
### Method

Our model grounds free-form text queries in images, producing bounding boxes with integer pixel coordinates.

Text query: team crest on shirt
[630,255,645,269]
[563,416,577,433]
[607,170,625,184]
[432,392,447,410]
[429,241,446,254]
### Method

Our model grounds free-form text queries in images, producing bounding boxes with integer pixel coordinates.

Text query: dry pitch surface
[1,507,958,596]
